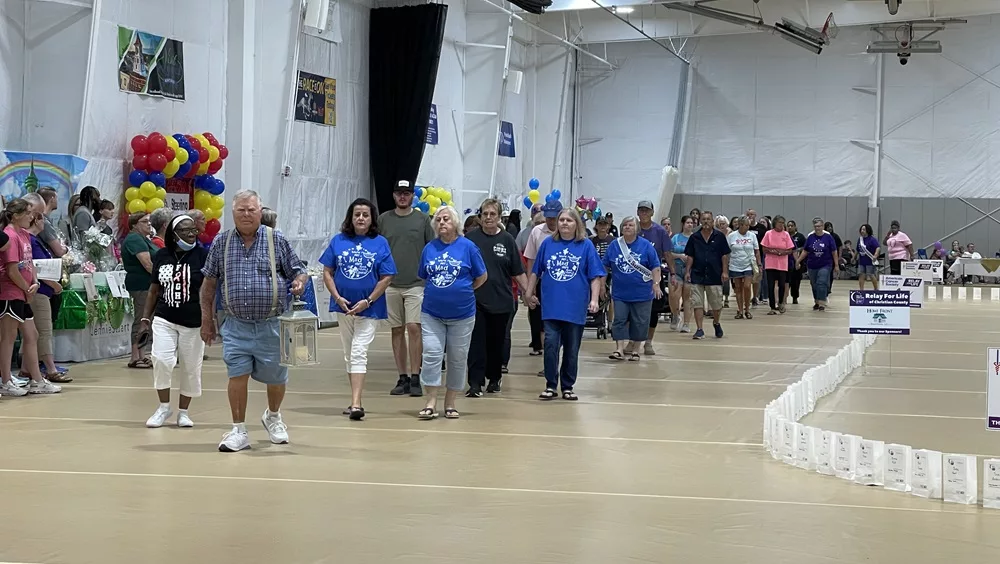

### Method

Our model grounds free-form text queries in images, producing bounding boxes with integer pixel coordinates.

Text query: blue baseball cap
[542,199,563,218]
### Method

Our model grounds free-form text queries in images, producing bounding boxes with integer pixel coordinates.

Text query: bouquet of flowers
[82,226,116,271]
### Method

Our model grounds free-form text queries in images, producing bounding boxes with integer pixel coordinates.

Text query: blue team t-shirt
[419,237,487,320]
[318,233,397,319]
[532,237,607,325]
[603,237,660,303]
[671,232,690,272]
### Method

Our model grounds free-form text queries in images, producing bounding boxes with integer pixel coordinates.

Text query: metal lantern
[278,300,320,367]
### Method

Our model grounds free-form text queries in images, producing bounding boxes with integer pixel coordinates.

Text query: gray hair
[22,192,44,209]
[432,205,463,236]
[261,207,278,228]
[619,215,639,231]
[187,209,205,220]
[715,214,729,226]
[150,207,175,235]
[812,216,825,227]
[233,190,260,206]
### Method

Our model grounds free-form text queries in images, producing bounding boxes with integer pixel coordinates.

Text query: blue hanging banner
[498,121,515,158]
[426,103,438,145]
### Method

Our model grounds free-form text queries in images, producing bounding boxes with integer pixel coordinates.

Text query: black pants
[50,293,62,325]
[766,269,788,310]
[502,302,517,366]
[890,259,903,275]
[788,267,803,300]
[467,305,511,390]
[528,285,543,351]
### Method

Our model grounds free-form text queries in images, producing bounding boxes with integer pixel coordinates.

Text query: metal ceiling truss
[588,0,690,63]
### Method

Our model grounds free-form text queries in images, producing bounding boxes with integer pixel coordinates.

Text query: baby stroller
[585,282,612,339]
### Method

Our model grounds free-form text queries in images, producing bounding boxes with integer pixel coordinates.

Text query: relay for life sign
[987,348,1000,430]
[879,275,924,308]
[902,260,944,284]
[849,290,911,335]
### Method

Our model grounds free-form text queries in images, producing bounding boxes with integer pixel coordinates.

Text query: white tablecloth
[54,315,135,363]
[947,257,1000,278]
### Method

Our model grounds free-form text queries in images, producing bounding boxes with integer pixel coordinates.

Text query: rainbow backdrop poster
[0,152,89,222]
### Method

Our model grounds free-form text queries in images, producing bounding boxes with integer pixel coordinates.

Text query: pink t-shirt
[761,229,794,271]
[0,226,35,301]
[522,223,553,262]
[886,231,912,260]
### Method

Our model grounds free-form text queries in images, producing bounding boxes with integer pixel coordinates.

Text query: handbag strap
[617,237,652,282]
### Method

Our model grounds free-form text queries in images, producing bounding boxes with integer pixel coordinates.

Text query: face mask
[176,239,196,251]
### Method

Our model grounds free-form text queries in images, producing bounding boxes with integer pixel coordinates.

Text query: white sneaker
[679,324,691,333]
[27,379,61,394]
[669,320,679,331]
[218,429,251,452]
[11,375,28,387]
[1,381,27,397]
[176,411,194,428]
[261,410,289,444]
[145,405,173,428]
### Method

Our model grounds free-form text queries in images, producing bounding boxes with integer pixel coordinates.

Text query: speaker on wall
[505,70,523,95]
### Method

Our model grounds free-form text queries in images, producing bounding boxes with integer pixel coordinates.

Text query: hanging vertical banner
[117,26,185,100]
[498,121,515,158]
[294,71,337,126]
[987,348,1000,430]
[426,104,439,145]
[0,152,89,223]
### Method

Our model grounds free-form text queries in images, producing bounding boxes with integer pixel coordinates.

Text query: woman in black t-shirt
[138,215,209,428]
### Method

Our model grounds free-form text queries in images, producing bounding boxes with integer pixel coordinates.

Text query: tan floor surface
[1,295,997,563]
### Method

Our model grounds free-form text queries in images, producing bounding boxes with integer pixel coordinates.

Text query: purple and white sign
[987,348,1000,430]
[849,290,911,335]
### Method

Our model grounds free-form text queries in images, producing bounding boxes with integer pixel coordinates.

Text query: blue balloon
[528,178,540,190]
[414,186,424,198]
[552,189,561,200]
[128,169,148,187]
[545,193,556,203]
[212,178,225,195]
[172,133,186,142]
[149,171,166,187]
[523,196,533,210]
[177,162,191,177]
[187,148,199,163]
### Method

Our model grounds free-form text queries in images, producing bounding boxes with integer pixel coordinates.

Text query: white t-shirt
[727,230,759,272]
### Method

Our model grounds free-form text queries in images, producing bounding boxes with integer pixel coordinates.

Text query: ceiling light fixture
[613,5,633,13]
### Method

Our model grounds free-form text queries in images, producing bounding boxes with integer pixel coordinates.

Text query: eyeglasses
[175,227,199,235]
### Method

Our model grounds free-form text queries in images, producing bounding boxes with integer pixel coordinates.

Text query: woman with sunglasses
[138,215,209,428]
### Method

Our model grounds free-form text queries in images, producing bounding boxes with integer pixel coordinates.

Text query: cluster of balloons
[126,131,229,214]
[575,195,603,221]
[522,178,562,211]
[193,188,224,244]
[411,186,454,216]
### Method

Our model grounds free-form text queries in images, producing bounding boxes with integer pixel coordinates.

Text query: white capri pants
[151,317,205,397]
[338,314,379,373]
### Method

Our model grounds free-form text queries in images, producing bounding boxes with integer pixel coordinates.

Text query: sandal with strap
[745,311,753,319]
[735,312,744,320]
[128,357,152,369]
[562,390,579,401]
[628,353,640,362]
[539,389,558,400]
[444,408,460,419]
[767,310,778,315]
[417,408,439,420]
[348,406,365,421]
[608,351,624,361]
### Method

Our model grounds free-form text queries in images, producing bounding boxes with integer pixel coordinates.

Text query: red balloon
[207,160,223,174]
[130,135,149,155]
[147,133,167,154]
[203,132,218,144]
[198,233,214,245]
[132,154,148,171]
[147,153,167,172]
[187,137,201,150]
[163,147,175,161]
[184,164,198,178]
[217,145,229,160]
[205,218,221,237]
[198,148,209,163]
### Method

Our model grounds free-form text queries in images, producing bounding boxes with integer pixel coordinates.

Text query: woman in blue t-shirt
[524,208,606,401]
[603,216,662,362]
[319,198,397,420]
[669,215,695,332]
[795,217,840,311]
[856,223,880,291]
[416,206,487,420]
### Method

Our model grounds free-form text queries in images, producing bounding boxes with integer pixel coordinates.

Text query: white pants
[151,317,205,397]
[338,314,379,373]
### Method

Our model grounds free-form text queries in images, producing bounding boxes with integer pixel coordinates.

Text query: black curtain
[369,4,448,215]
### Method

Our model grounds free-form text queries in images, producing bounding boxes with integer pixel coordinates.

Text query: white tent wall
[253,0,373,264]
[530,43,575,202]
[575,40,684,222]
[0,0,26,149]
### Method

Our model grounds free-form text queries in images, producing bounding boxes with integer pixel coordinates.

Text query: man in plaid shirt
[200,190,308,453]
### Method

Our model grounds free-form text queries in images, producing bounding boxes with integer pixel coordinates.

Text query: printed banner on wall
[0,152,89,223]
[295,71,337,126]
[426,104,438,145]
[117,26,185,100]
[498,121,515,158]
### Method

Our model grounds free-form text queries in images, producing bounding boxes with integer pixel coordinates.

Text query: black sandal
[539,389,558,400]
[417,408,439,420]
[348,406,365,421]
[529,350,543,356]
[608,351,624,361]
[628,353,640,361]
[465,388,483,398]
[445,408,460,419]
[562,390,578,401]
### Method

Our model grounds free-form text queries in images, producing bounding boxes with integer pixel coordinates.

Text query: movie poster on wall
[117,26,185,100]
[294,71,337,126]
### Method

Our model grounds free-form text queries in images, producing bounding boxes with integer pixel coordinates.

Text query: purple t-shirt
[857,236,879,266]
[804,232,837,270]
[639,223,671,264]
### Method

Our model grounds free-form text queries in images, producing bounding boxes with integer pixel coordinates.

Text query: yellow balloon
[139,181,156,198]
[196,134,210,149]
[194,190,212,211]
[210,195,225,211]
[163,158,180,178]
[127,198,146,214]
[441,191,453,203]
[165,136,179,150]
[197,161,210,175]
[156,188,167,200]
[145,198,165,213]
[176,147,189,165]
[207,145,220,162]
[124,187,141,201]
[426,195,441,208]
[528,189,540,204]
[208,207,223,220]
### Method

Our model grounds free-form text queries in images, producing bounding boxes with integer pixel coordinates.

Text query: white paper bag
[815,429,835,475]
[854,439,885,486]
[943,453,977,505]
[927,285,937,300]
[992,287,1000,301]
[911,449,943,499]
[770,415,783,460]
[781,420,797,465]
[973,287,982,301]
[834,434,860,480]
[883,444,912,493]
[957,286,967,300]
[982,459,1000,509]
[762,409,772,452]
[794,425,815,470]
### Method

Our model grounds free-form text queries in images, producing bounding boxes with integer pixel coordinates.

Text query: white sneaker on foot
[261,410,289,444]
[176,411,194,428]
[1,381,27,397]
[146,405,173,428]
[11,375,28,387]
[679,324,690,333]
[27,379,61,394]
[218,429,251,452]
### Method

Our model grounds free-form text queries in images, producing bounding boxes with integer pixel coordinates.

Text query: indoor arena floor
[0,293,997,563]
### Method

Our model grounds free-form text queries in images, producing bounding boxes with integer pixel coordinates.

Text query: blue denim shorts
[220,317,288,385]
[859,264,877,277]
[729,269,753,279]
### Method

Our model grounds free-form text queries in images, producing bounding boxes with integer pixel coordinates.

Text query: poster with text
[117,26,185,100]
[988,348,1000,430]
[295,71,337,126]
[426,104,438,145]
[498,121,515,158]
[848,290,911,335]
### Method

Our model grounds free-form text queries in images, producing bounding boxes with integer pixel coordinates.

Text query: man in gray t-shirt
[378,180,435,397]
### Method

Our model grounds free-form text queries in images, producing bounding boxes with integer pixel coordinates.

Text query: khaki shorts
[690,284,724,311]
[386,286,424,328]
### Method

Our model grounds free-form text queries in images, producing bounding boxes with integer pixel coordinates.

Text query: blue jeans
[419,313,475,391]
[759,268,769,301]
[611,300,652,342]
[808,266,832,303]
[543,320,584,391]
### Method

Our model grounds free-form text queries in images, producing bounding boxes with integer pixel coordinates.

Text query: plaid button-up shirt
[202,226,306,320]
